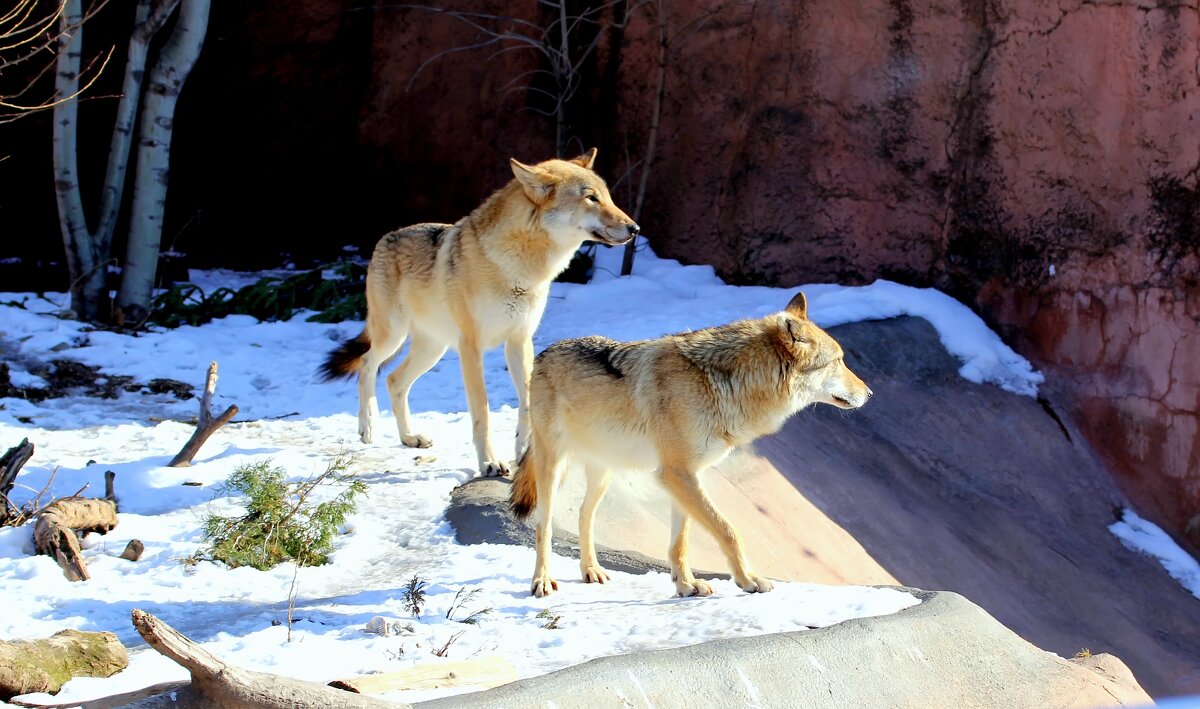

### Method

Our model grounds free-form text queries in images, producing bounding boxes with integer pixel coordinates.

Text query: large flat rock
[414,590,1152,709]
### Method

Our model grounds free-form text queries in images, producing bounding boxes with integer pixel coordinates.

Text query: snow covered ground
[0,244,1177,706]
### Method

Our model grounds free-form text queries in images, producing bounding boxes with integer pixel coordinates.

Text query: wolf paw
[480,460,511,477]
[531,575,559,597]
[581,565,609,584]
[737,573,774,593]
[401,433,433,448]
[674,579,714,597]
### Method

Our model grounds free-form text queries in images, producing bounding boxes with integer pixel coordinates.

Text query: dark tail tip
[509,448,534,520]
[318,332,370,382]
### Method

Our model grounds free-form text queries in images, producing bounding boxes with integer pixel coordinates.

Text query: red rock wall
[610,0,1200,543]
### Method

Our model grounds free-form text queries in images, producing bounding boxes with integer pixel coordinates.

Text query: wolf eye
[586,194,600,203]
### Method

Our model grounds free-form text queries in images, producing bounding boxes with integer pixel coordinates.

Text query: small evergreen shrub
[198,458,366,570]
[402,575,427,617]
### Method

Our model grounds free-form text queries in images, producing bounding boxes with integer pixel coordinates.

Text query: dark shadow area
[753,316,1200,697]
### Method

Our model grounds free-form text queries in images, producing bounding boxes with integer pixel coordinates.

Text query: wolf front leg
[662,464,773,594]
[668,505,712,597]
[504,334,534,462]
[458,338,507,476]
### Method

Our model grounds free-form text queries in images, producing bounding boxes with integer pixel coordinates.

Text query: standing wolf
[509,293,872,597]
[320,150,639,476]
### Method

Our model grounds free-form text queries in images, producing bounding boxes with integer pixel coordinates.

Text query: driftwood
[328,657,517,694]
[128,609,404,708]
[1,438,35,524]
[33,472,120,582]
[169,361,238,467]
[0,629,128,701]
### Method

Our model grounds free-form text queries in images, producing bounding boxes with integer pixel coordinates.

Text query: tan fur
[322,150,639,476]
[509,292,872,597]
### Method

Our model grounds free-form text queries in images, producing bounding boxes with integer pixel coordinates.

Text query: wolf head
[510,149,640,247]
[776,292,873,410]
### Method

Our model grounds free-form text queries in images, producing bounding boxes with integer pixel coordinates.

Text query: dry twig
[169,361,238,467]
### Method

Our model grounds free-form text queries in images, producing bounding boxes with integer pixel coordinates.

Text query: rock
[413,590,1152,709]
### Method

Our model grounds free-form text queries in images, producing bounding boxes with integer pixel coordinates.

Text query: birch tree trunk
[98,0,180,253]
[52,0,179,323]
[51,0,107,321]
[117,0,210,324]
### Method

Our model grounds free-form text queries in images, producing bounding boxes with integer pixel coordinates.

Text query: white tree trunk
[52,0,106,321]
[118,0,210,323]
[52,0,181,323]
[97,0,180,253]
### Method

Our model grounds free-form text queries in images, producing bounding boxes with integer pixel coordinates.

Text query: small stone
[120,539,145,562]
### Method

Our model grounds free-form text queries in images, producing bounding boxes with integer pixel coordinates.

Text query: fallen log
[34,498,118,582]
[328,657,517,694]
[169,361,238,467]
[129,609,404,708]
[0,629,128,701]
[1,438,35,524]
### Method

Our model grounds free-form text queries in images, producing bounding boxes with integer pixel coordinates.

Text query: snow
[1110,508,1200,601]
[0,247,1042,706]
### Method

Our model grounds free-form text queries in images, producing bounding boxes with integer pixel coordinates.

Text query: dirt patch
[0,360,193,405]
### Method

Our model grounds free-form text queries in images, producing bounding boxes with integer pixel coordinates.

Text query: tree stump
[34,499,119,582]
[169,361,237,467]
[0,629,128,700]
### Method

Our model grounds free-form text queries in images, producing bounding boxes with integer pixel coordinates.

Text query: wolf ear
[783,316,810,346]
[785,291,808,320]
[511,158,558,204]
[569,148,598,169]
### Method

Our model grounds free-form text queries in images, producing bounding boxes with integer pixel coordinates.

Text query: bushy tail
[509,444,538,520]
[318,331,370,382]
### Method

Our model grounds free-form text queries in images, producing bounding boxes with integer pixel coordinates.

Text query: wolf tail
[509,442,538,520]
[318,331,370,382]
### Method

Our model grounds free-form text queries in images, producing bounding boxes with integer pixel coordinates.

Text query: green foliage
[199,458,366,571]
[149,261,366,328]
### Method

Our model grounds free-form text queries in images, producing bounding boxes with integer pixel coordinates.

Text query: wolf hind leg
[662,464,773,594]
[579,464,611,584]
[386,332,447,448]
[357,322,408,444]
[530,443,564,597]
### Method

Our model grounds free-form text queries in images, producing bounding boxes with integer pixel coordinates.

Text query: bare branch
[169,361,238,467]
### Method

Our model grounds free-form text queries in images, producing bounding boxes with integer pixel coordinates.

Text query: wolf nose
[866,388,874,399]
[627,223,640,237]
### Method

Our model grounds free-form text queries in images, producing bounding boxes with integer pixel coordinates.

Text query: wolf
[509,292,872,597]
[320,150,639,476]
